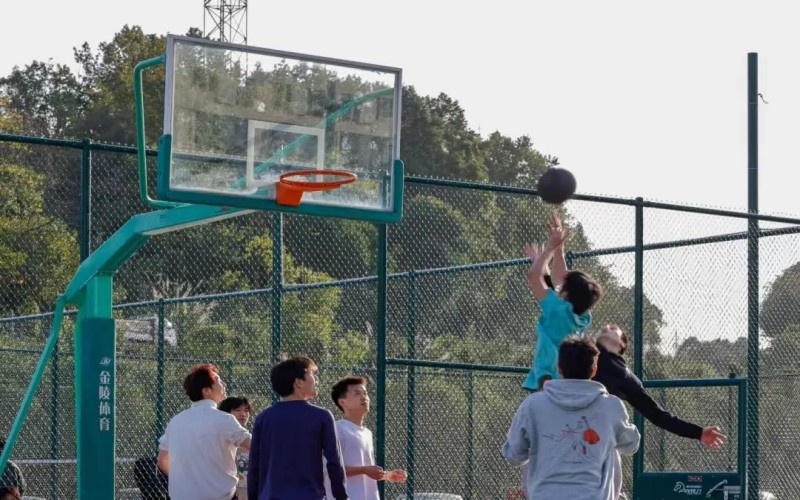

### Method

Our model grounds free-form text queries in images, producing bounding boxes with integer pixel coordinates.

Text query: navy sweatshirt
[247,400,348,500]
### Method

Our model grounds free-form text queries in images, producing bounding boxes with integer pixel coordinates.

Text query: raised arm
[548,212,569,288]
[523,223,568,302]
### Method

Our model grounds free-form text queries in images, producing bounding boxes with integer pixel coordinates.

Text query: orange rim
[279,170,358,189]
[275,170,358,206]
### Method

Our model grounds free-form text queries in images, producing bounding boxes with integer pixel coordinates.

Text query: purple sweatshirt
[247,400,348,500]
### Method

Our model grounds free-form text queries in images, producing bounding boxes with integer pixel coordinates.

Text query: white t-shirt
[325,419,380,500]
[159,399,251,500]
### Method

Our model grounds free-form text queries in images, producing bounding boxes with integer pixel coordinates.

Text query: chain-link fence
[1,132,800,498]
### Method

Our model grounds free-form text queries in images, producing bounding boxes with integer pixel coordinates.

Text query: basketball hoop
[275,170,358,206]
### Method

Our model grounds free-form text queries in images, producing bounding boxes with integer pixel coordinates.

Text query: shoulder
[308,403,336,420]
[599,393,628,413]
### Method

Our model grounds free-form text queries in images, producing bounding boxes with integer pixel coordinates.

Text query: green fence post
[466,371,475,500]
[49,325,59,500]
[746,51,760,500]
[80,139,92,261]
[405,272,416,500]
[155,298,165,450]
[226,359,235,393]
[632,198,645,498]
[376,223,388,500]
[271,214,283,403]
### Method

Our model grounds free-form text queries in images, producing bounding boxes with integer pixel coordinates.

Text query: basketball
[537,168,577,204]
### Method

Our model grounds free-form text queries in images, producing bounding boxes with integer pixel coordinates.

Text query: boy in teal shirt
[522,213,602,391]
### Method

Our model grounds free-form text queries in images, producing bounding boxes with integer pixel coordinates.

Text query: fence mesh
[1,135,799,499]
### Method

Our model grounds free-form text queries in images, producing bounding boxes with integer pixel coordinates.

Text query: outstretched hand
[384,469,408,483]
[700,426,726,449]
[546,211,568,249]
[522,243,546,263]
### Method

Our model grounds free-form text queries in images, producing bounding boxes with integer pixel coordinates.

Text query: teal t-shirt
[522,289,592,390]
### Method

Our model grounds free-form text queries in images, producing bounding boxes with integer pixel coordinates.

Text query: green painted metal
[465,371,475,500]
[80,139,92,261]
[405,272,416,499]
[74,279,116,500]
[64,204,251,303]
[0,295,66,476]
[387,357,529,374]
[133,55,177,209]
[635,378,748,500]
[49,330,60,500]
[155,298,166,449]
[746,51,760,500]
[632,198,645,494]
[271,214,283,403]
[375,223,388,499]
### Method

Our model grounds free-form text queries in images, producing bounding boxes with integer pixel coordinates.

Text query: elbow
[157,451,169,474]
[501,444,528,467]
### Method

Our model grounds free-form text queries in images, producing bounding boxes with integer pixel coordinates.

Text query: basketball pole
[0,204,252,499]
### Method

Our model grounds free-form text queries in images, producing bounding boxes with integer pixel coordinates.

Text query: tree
[761,261,800,341]
[0,163,78,316]
[0,61,85,137]
[401,86,487,181]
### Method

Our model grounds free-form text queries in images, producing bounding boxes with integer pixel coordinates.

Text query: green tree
[0,163,78,316]
[401,86,487,181]
[761,261,800,341]
[0,60,84,137]
[73,25,168,144]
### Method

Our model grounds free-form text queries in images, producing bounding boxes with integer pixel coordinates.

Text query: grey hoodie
[502,379,640,500]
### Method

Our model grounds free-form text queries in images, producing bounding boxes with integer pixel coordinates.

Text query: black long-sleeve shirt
[592,344,703,440]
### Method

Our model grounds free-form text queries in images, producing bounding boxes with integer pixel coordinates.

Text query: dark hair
[619,329,629,355]
[558,336,600,379]
[270,356,317,397]
[331,376,368,411]
[183,364,219,402]
[0,487,21,500]
[562,271,602,315]
[218,396,252,414]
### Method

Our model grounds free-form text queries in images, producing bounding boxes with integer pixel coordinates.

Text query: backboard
[156,35,403,222]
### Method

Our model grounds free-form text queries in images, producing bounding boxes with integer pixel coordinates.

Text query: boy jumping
[503,336,641,499]
[522,212,602,390]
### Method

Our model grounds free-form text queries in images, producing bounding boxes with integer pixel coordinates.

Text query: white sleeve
[222,414,252,446]
[335,422,352,465]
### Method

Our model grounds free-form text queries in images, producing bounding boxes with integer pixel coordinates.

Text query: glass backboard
[156,35,403,222]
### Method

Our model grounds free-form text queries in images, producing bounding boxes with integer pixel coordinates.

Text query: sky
[3,0,800,349]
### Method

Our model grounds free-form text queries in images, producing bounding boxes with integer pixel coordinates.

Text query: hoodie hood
[543,379,607,410]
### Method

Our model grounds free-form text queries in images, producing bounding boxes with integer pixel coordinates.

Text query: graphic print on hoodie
[502,379,641,500]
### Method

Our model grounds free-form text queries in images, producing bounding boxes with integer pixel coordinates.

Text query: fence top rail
[4,132,800,224]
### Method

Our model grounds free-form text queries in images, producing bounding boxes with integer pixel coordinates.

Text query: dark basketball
[537,168,577,204]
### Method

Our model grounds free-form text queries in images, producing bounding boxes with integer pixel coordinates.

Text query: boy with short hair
[325,377,406,500]
[503,336,640,499]
[248,356,348,500]
[157,364,251,500]
[522,212,602,390]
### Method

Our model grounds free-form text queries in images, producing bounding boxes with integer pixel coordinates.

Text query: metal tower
[204,1,248,45]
